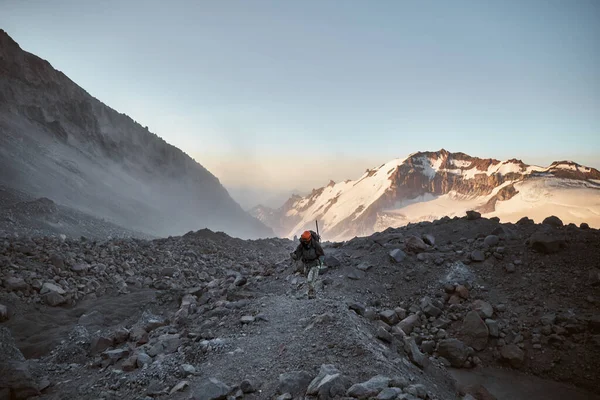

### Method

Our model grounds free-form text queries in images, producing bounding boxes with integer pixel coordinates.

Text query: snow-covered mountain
[0,30,272,239]
[251,149,600,240]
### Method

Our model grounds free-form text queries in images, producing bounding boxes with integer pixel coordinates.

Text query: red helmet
[300,231,312,243]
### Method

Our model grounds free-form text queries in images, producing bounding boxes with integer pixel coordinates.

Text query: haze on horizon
[1,0,599,209]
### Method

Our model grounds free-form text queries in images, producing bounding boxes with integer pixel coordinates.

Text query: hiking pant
[304,259,320,296]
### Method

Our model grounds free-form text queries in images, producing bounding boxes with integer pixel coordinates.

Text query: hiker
[290,230,324,299]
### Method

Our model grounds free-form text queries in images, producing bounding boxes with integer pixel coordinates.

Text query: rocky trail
[1,213,599,400]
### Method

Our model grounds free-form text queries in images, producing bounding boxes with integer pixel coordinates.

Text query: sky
[1,0,599,203]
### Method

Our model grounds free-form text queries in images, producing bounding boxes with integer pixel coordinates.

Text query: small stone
[169,380,189,395]
[456,285,469,299]
[136,352,152,368]
[240,378,257,393]
[180,364,196,376]
[379,309,400,325]
[122,355,138,372]
[348,302,366,316]
[470,250,485,262]
[71,263,90,272]
[405,384,427,399]
[389,249,406,263]
[240,316,255,324]
[505,263,516,273]
[485,319,499,338]
[90,336,113,354]
[472,300,494,319]
[484,235,500,247]
[357,263,373,271]
[346,268,365,280]
[421,340,435,354]
[376,327,393,343]
[422,234,435,246]
[398,314,420,335]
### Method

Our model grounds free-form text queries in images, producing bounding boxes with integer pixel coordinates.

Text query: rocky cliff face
[251,149,600,240]
[0,30,272,239]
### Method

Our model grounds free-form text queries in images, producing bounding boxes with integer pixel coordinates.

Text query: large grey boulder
[0,327,40,399]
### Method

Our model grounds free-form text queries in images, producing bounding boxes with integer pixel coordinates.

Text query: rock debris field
[1,212,599,400]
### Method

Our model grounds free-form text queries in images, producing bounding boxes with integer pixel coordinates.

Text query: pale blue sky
[1,0,599,192]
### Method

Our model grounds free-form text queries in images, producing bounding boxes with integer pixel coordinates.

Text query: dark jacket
[293,240,324,264]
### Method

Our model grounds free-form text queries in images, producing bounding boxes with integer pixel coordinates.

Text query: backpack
[309,230,320,243]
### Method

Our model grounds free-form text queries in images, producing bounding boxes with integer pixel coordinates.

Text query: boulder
[324,255,341,267]
[71,263,90,273]
[379,310,399,326]
[4,277,29,292]
[472,300,493,319]
[389,249,406,263]
[404,337,428,368]
[461,311,489,351]
[485,319,499,338]
[542,215,563,227]
[377,387,403,400]
[466,211,481,220]
[483,235,500,247]
[346,375,390,399]
[500,344,525,368]
[528,232,566,254]
[191,378,231,400]
[405,236,429,253]
[240,378,258,394]
[420,297,442,317]
[398,314,420,335]
[580,222,590,229]
[40,282,65,295]
[516,216,534,225]
[0,327,40,399]
[278,371,312,396]
[422,234,435,246]
[43,292,66,306]
[437,339,469,367]
[306,364,351,398]
[376,327,393,343]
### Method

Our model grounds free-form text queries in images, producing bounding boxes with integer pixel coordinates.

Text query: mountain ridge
[0,29,273,239]
[251,149,600,240]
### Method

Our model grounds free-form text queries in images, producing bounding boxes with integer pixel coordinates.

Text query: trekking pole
[316,220,319,238]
